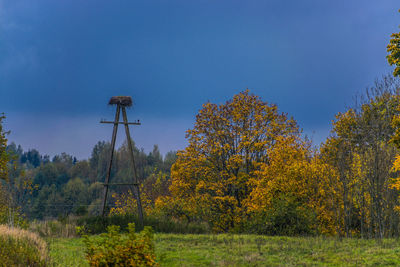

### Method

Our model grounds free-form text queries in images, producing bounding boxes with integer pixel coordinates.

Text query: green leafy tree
[62,177,89,215]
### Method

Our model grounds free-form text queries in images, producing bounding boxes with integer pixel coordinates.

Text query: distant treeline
[5,141,176,219]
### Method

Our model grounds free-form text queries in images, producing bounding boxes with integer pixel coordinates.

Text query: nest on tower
[108,96,133,107]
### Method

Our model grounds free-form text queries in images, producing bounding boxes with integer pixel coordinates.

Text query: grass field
[48,234,400,266]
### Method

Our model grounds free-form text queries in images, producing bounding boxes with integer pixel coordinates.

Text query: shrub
[77,214,209,235]
[0,225,48,266]
[245,195,317,236]
[83,223,157,267]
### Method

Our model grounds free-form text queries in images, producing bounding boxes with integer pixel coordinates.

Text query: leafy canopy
[387,10,400,77]
[164,90,304,232]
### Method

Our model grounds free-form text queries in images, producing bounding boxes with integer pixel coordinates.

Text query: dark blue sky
[0,0,399,159]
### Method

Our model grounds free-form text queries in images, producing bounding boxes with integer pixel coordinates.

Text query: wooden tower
[100,96,143,227]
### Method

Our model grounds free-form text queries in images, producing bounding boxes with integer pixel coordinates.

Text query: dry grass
[30,219,78,238]
[0,224,48,261]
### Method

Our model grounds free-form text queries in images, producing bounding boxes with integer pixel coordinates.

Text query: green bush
[0,225,48,266]
[245,195,317,236]
[77,214,209,235]
[83,223,157,266]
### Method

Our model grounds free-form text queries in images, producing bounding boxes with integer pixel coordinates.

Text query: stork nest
[108,96,133,107]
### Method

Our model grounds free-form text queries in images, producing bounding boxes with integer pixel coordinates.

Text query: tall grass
[77,214,210,235]
[0,224,48,266]
[30,218,78,238]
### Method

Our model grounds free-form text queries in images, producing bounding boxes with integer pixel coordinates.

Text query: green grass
[47,237,88,267]
[48,234,400,266]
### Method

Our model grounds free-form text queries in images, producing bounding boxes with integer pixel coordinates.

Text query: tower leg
[102,105,121,217]
[121,107,144,228]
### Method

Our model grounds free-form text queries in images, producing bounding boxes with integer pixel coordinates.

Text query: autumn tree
[387,10,400,77]
[245,135,323,235]
[162,90,305,232]
[322,76,400,238]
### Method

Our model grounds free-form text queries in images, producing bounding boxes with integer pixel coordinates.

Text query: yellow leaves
[332,109,357,140]
[391,108,400,149]
[387,30,400,77]
[390,156,400,194]
[110,191,138,216]
[248,135,312,206]
[390,103,400,209]
[165,90,306,231]
[111,170,170,216]
[392,155,400,173]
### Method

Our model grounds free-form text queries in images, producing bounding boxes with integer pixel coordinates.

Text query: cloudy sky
[0,0,399,159]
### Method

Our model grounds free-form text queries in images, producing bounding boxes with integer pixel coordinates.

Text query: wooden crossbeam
[100,120,141,125]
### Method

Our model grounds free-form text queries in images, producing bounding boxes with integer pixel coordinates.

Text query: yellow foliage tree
[163,90,306,232]
[323,87,400,238]
[248,135,340,235]
[387,11,400,213]
[387,10,400,77]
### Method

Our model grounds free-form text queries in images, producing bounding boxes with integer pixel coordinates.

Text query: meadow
[48,233,400,266]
